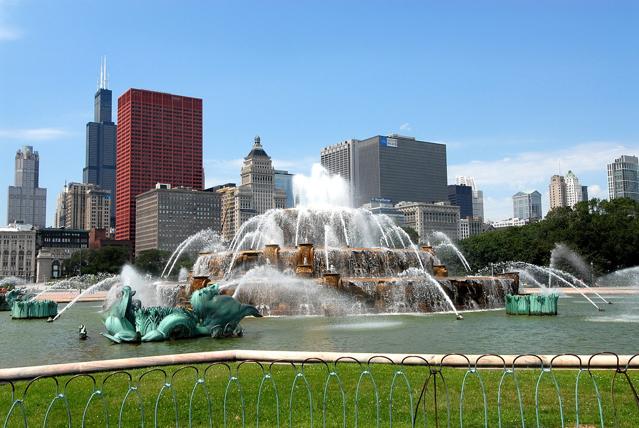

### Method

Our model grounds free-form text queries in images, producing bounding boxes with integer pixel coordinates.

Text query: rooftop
[0,223,35,232]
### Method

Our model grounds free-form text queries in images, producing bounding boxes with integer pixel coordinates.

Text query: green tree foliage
[459,198,639,273]
[132,250,194,277]
[133,249,171,276]
[63,246,131,276]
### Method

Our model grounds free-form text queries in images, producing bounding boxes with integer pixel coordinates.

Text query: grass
[1,362,638,427]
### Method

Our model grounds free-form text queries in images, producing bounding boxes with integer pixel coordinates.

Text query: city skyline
[1,1,638,224]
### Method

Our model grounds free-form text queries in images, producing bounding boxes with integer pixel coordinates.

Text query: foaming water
[598,266,639,287]
[482,261,605,310]
[161,228,224,278]
[293,163,351,208]
[550,243,592,279]
[431,231,471,272]
[54,275,120,320]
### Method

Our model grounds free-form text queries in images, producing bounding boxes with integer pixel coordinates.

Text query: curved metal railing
[0,350,637,427]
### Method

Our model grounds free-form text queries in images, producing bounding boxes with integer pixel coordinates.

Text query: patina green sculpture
[0,287,34,311]
[102,283,262,343]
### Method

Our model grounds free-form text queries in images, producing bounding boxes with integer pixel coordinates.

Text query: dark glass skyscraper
[83,57,116,226]
[447,184,473,218]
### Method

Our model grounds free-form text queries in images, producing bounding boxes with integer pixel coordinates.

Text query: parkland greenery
[460,198,639,274]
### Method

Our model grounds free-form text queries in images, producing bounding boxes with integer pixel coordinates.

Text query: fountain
[0,283,57,319]
[189,167,518,317]
[482,261,608,311]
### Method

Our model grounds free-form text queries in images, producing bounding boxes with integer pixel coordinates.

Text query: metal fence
[0,350,638,427]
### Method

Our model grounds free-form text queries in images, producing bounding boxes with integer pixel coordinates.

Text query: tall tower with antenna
[83,56,117,228]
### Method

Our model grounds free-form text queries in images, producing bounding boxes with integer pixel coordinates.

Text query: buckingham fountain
[177,165,519,321]
[188,207,519,319]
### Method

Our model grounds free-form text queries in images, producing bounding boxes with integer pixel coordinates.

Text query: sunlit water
[0,294,637,368]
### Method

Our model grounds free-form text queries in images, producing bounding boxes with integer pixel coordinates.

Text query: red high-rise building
[115,89,203,242]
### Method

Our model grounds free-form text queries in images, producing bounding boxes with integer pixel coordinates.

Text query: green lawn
[1,362,638,427]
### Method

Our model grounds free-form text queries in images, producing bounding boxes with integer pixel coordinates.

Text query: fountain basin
[506,293,559,316]
[11,300,58,319]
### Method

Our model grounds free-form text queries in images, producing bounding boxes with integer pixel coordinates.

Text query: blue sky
[0,0,638,223]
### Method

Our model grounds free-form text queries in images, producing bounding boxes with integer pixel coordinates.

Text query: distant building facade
[513,191,542,220]
[564,171,584,207]
[0,223,36,282]
[115,88,203,245]
[549,171,587,210]
[54,183,111,230]
[35,228,88,282]
[447,184,473,218]
[321,135,448,208]
[135,184,218,255]
[274,170,294,208]
[549,175,567,210]
[54,189,67,228]
[607,155,639,202]
[7,146,47,228]
[455,176,484,219]
[320,140,353,182]
[217,137,287,241]
[491,218,531,229]
[361,198,405,225]
[204,183,236,234]
[83,58,117,226]
[88,228,132,259]
[458,217,485,240]
[396,201,460,243]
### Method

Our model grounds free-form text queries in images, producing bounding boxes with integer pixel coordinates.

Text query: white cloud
[449,142,638,189]
[588,184,607,199]
[483,196,513,222]
[449,141,639,221]
[399,122,412,132]
[0,128,73,141]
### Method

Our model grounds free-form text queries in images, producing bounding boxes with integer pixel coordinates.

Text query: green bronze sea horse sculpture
[101,284,262,343]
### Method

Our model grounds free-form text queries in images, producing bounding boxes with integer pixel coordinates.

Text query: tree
[63,246,131,276]
[134,249,171,276]
[459,198,639,274]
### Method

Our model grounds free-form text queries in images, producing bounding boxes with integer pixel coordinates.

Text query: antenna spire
[98,56,109,90]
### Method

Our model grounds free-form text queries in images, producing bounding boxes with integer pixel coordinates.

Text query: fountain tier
[192,243,519,315]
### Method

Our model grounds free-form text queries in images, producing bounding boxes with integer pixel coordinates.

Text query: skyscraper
[7,146,47,228]
[320,135,448,208]
[83,57,117,226]
[274,170,294,208]
[320,140,354,181]
[455,176,484,219]
[548,175,567,210]
[549,171,586,210]
[447,184,473,218]
[564,170,584,208]
[607,155,639,202]
[513,191,542,220]
[217,137,287,241]
[115,89,203,243]
[54,182,111,230]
